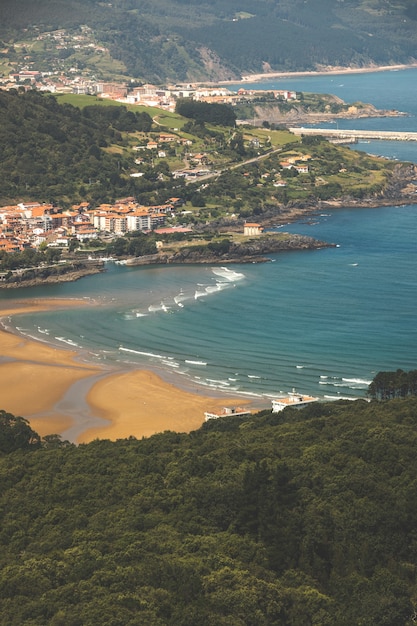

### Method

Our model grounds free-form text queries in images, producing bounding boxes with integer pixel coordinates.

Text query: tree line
[175,98,236,127]
[368,368,417,400]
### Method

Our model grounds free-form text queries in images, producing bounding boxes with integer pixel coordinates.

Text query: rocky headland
[126,233,334,267]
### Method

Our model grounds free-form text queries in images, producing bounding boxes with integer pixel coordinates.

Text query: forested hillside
[0,89,154,206]
[2,89,404,214]
[1,0,417,81]
[1,397,417,624]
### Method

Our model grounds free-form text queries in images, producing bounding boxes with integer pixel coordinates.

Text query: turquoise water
[3,69,417,401]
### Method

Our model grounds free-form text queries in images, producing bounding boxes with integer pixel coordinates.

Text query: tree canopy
[175,98,236,127]
[0,90,152,206]
[368,368,417,400]
[1,397,417,623]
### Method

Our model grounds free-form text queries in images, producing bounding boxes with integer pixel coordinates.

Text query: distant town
[0,28,297,109]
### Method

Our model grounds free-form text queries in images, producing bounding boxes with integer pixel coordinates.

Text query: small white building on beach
[204,407,251,421]
[271,389,318,413]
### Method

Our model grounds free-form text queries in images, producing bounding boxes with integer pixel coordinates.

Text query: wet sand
[0,299,251,443]
[80,369,246,443]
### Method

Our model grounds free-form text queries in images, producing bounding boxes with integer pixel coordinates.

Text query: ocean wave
[206,378,231,386]
[148,303,170,313]
[55,336,79,347]
[185,359,207,366]
[324,395,360,401]
[342,377,372,386]
[205,283,225,294]
[319,375,371,390]
[119,346,165,360]
[319,381,348,387]
[230,389,265,398]
[194,289,207,299]
[211,266,245,282]
[174,290,193,306]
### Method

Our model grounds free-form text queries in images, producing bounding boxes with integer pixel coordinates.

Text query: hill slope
[1,398,417,624]
[0,0,417,81]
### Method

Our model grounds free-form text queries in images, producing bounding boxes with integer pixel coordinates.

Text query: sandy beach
[216,63,417,85]
[0,299,251,444]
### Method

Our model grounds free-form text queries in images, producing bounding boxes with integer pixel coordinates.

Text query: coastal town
[1,27,297,108]
[0,196,185,253]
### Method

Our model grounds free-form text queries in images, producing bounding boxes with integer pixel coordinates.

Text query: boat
[271,389,318,413]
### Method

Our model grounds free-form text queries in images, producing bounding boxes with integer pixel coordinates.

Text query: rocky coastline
[2,160,416,288]
[250,102,405,127]
[0,262,105,289]
[125,234,334,267]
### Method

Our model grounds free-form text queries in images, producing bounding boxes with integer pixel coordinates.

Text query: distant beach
[0,299,251,443]
[217,63,417,85]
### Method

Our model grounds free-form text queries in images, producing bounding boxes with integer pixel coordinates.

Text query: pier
[289,127,417,142]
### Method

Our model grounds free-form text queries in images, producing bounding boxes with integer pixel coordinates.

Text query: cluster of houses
[2,22,298,114]
[3,70,299,112]
[279,153,312,174]
[0,197,185,253]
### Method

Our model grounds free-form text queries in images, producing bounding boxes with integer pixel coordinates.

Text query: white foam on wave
[319,381,347,387]
[211,266,245,282]
[55,336,79,347]
[324,395,361,401]
[174,291,192,305]
[248,374,261,379]
[205,284,223,293]
[119,346,165,360]
[148,302,170,313]
[319,375,371,390]
[206,378,230,386]
[342,377,372,386]
[231,389,264,399]
[185,359,207,366]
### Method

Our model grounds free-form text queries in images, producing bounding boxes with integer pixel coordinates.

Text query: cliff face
[250,103,402,126]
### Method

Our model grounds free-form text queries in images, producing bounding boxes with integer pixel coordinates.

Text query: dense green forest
[1,397,417,624]
[175,99,237,127]
[1,0,417,81]
[0,90,160,207]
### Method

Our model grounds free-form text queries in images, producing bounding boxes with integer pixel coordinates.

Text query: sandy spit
[0,298,253,443]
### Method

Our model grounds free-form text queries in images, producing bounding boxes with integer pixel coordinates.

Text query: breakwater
[289,127,417,141]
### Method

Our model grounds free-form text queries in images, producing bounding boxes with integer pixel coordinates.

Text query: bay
[4,69,417,402]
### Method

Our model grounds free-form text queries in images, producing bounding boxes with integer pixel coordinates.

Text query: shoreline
[219,63,417,85]
[0,298,257,444]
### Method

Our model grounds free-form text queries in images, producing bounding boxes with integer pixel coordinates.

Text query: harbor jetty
[289,128,417,142]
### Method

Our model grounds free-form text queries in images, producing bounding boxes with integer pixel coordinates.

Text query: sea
[3,68,417,403]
